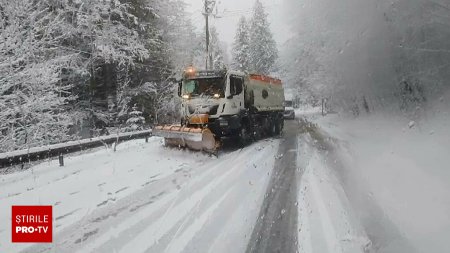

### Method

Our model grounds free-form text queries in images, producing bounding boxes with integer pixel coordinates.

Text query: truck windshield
[183,78,225,97]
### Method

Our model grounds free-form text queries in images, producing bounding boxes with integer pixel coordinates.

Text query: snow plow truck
[153,67,285,153]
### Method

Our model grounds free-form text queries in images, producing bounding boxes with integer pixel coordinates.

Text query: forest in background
[280,0,450,117]
[0,0,207,152]
[3,0,448,152]
[0,0,279,152]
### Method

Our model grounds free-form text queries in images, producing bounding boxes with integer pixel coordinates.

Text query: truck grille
[188,105,220,115]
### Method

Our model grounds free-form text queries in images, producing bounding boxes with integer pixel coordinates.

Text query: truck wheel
[275,119,282,135]
[270,121,277,136]
[239,127,249,147]
[253,127,262,141]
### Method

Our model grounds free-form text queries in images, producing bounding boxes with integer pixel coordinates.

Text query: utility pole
[203,0,216,70]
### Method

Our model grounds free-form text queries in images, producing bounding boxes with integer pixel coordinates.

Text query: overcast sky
[185,0,292,56]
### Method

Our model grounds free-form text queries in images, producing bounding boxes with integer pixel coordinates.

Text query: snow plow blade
[153,125,217,152]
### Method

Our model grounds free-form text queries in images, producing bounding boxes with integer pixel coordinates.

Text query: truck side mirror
[177,81,182,97]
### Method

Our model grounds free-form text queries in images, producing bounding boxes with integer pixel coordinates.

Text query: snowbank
[307,112,450,253]
[296,135,370,253]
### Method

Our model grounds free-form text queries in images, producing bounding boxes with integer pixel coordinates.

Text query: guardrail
[0,130,152,168]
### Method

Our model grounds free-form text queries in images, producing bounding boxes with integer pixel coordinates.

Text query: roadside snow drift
[301,112,450,253]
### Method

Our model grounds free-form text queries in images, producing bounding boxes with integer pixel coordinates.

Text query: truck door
[228,75,245,112]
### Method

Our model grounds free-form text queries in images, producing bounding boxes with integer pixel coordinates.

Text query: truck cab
[178,69,245,136]
[177,67,284,140]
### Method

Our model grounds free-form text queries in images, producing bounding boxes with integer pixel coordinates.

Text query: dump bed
[245,74,285,112]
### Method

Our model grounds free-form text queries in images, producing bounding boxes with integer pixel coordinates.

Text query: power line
[215,3,281,18]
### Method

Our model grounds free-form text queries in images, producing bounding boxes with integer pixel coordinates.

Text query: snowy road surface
[1,133,280,253]
[246,120,299,253]
[1,114,449,253]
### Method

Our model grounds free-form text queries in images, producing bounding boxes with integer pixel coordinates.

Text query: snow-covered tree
[210,27,226,70]
[126,104,146,131]
[142,81,180,124]
[0,0,80,151]
[281,0,450,114]
[249,0,278,75]
[137,0,198,125]
[0,0,195,149]
[232,16,251,72]
[191,25,227,70]
[78,0,153,127]
[158,0,198,73]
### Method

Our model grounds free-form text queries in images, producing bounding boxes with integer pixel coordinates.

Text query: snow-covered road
[1,112,449,253]
[1,136,280,253]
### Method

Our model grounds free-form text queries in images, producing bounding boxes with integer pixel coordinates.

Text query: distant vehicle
[284,100,295,119]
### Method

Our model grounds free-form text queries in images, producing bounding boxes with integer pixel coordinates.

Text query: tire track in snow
[296,137,314,253]
[177,141,278,253]
[246,120,300,253]
[118,145,274,253]
[73,154,238,253]
[65,142,273,253]
[18,139,278,253]
[164,188,232,253]
[24,152,217,252]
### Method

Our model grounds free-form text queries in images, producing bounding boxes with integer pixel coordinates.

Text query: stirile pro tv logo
[12,206,53,243]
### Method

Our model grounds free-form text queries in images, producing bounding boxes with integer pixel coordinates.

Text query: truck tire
[269,120,277,136]
[275,118,283,135]
[239,126,250,147]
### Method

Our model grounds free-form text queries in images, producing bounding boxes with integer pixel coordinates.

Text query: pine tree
[191,25,226,70]
[249,0,278,75]
[143,0,197,124]
[159,0,197,72]
[126,104,146,131]
[232,16,251,72]
[210,27,226,70]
